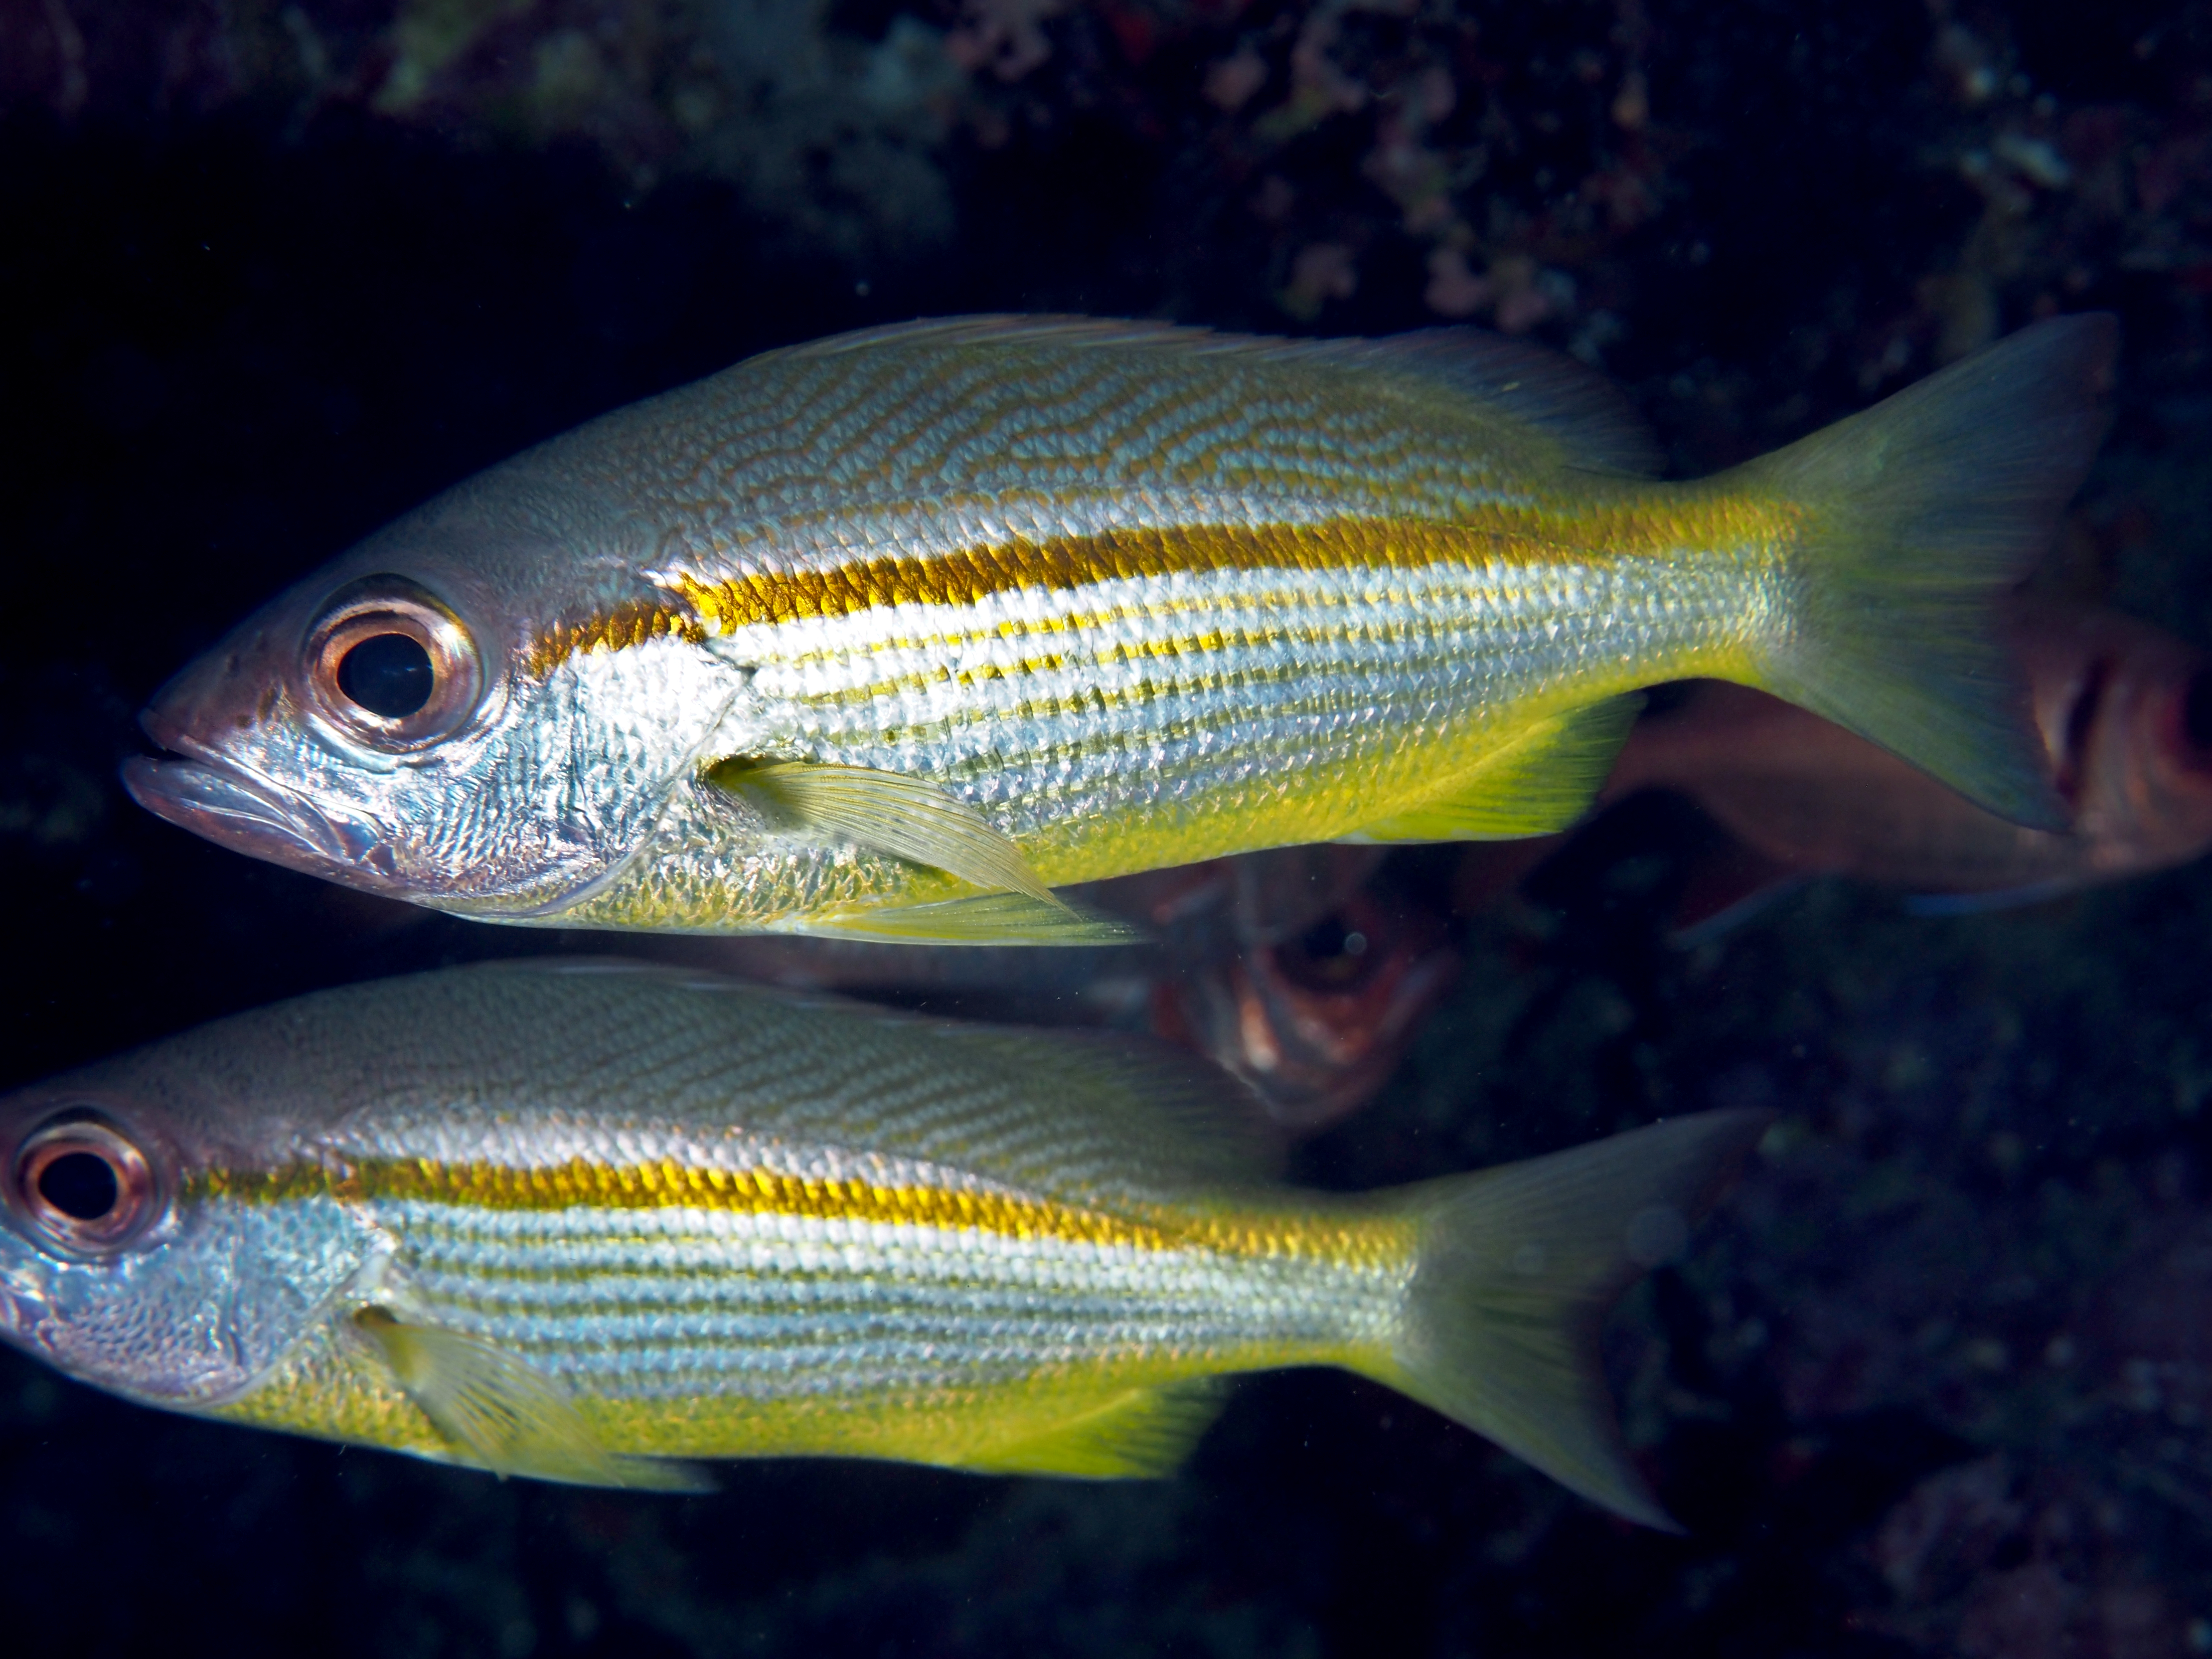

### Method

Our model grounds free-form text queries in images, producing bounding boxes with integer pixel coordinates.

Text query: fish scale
[333,1150,1404,1425]
[390,1212,1361,1379]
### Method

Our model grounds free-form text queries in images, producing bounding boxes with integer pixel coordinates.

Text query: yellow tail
[1369,1109,1769,1530]
[1732,314,2116,829]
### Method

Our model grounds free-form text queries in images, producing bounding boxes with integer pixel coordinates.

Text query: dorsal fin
[943,1022,1289,1189]
[436,959,1286,1206]
[1318,331,1665,477]
[777,314,1663,476]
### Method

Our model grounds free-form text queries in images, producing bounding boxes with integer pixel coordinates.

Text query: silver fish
[124,315,2111,943]
[0,959,1762,1525]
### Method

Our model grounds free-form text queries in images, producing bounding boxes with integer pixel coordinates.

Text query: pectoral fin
[808,889,1143,947]
[707,758,1061,907]
[953,1379,1226,1478]
[354,1307,708,1492]
[1343,695,1642,843]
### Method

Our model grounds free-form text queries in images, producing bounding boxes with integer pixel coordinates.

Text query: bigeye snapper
[0,959,1762,1526]
[125,314,2113,943]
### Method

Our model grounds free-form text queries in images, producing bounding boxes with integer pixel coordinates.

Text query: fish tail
[1733,313,2116,830]
[1372,1109,1769,1530]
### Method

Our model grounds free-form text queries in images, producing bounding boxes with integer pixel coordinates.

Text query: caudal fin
[1374,1109,1769,1529]
[1732,314,2116,830]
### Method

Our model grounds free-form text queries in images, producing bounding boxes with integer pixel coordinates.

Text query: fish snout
[135,611,295,757]
[124,615,422,888]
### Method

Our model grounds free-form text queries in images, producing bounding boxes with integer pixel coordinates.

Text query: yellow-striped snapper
[124,314,2112,944]
[0,959,1762,1526]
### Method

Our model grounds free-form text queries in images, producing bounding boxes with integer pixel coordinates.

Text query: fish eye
[304,577,483,750]
[11,1115,159,1254]
[1274,907,1383,992]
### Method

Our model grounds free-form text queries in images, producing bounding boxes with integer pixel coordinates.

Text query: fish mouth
[121,750,406,894]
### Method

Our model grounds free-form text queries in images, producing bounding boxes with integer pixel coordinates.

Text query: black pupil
[1277,912,1378,991]
[37,1150,118,1221]
[2185,670,2212,752]
[337,632,435,719]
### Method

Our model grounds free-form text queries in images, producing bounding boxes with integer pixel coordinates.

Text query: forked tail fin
[1730,313,2116,830]
[1372,1109,1770,1529]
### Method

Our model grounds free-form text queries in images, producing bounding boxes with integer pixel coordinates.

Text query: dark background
[8,1,2212,1652]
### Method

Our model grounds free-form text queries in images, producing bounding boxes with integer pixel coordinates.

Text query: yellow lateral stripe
[675,521,1579,630]
[528,596,710,674]
[525,506,1794,676]
[192,1157,1410,1267]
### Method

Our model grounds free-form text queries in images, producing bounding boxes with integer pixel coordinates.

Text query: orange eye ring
[12,1115,160,1254]
[303,577,483,751]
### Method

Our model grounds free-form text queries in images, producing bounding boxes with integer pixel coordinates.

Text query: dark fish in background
[677,845,1459,1133]
[0,959,1765,1527]
[1599,601,2212,930]
[1144,875,1458,1134]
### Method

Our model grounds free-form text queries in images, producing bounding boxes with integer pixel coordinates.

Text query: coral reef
[11,1,2212,1652]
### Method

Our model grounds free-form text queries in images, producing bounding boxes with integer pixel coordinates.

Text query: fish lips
[121,748,406,894]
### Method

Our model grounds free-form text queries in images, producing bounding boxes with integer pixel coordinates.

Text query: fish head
[2025,605,2212,875]
[122,477,738,917]
[0,1033,381,1411]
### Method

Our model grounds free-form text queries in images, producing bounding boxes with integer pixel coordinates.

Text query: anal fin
[354,1307,708,1492]
[954,1379,1226,1479]
[1343,694,1642,844]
